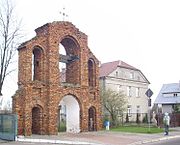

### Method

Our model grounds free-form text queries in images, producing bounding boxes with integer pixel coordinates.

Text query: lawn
[110,126,164,134]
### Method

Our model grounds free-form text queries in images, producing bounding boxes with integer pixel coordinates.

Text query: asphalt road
[146,137,180,145]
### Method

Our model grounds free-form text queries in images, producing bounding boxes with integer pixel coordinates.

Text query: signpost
[145,88,153,132]
[145,88,153,98]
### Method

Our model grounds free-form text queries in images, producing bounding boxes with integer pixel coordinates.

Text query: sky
[2,0,180,105]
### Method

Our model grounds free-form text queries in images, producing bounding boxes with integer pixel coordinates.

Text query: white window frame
[135,88,140,97]
[127,86,132,97]
[127,105,132,116]
[130,72,134,79]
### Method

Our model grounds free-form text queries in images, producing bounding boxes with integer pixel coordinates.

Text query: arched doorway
[88,106,96,131]
[32,106,42,134]
[58,95,80,133]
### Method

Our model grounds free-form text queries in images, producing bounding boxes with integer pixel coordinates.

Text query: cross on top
[60,7,68,21]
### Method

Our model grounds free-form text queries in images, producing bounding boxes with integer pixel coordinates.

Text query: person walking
[163,112,170,135]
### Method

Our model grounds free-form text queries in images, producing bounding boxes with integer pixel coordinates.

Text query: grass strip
[110,126,164,134]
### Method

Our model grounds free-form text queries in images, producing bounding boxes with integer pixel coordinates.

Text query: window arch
[59,44,66,83]
[59,36,80,85]
[32,46,44,81]
[88,59,96,87]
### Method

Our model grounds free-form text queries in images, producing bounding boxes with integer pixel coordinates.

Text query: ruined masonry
[12,21,102,135]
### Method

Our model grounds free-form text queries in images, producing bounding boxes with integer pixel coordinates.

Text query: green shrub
[136,113,140,124]
[143,113,148,123]
[58,122,66,132]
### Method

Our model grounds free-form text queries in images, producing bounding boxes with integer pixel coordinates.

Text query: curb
[17,138,102,145]
[128,135,180,145]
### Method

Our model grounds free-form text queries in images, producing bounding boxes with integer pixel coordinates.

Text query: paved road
[145,138,180,145]
[1,127,180,145]
[0,142,68,145]
[0,141,91,145]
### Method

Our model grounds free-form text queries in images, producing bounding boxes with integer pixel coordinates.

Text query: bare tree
[100,88,127,126]
[0,0,22,96]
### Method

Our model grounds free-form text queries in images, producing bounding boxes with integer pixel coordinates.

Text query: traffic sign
[145,88,153,98]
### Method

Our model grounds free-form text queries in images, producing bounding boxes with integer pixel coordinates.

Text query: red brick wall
[12,21,102,136]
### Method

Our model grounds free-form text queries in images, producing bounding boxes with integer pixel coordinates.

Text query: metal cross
[60,7,68,21]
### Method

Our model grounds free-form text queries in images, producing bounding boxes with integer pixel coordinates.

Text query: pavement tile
[15,127,180,145]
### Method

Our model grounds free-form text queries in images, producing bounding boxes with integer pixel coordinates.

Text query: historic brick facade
[12,21,102,135]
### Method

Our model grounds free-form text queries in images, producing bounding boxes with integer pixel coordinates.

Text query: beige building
[99,60,150,115]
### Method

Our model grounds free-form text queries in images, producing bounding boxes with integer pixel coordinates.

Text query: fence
[103,113,180,127]
[0,114,17,141]
[103,113,154,127]
[155,113,180,127]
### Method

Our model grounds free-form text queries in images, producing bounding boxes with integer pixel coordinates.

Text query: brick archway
[13,21,102,135]
[59,95,80,133]
[88,106,97,131]
[32,106,43,134]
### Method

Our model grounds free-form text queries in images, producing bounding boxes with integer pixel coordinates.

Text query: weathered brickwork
[12,21,102,135]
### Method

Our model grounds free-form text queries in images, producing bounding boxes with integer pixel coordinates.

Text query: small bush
[136,113,140,124]
[58,122,66,132]
[143,113,148,123]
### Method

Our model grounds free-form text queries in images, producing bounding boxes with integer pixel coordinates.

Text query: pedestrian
[163,112,170,135]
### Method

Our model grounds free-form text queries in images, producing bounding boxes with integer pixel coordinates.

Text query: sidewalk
[17,127,180,145]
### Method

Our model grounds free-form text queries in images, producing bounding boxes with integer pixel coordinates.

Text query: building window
[136,105,140,113]
[137,76,140,81]
[174,93,177,97]
[116,71,118,77]
[130,72,134,79]
[127,105,132,116]
[127,86,132,97]
[136,88,140,97]
[117,85,121,92]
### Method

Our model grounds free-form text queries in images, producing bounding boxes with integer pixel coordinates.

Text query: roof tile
[99,60,138,77]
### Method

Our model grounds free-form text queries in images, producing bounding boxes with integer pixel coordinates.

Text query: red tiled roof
[99,60,138,77]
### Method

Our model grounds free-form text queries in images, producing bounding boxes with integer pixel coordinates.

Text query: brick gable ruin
[12,21,102,135]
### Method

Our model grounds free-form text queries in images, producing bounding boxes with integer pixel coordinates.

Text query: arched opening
[32,46,43,81]
[59,44,66,83]
[59,36,80,85]
[58,95,80,133]
[88,59,96,87]
[88,106,97,131]
[32,106,43,134]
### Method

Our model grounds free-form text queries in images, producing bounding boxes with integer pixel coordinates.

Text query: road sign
[145,88,153,98]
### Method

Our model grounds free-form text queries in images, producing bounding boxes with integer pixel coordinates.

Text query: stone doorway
[32,106,42,134]
[58,95,80,133]
[88,106,96,131]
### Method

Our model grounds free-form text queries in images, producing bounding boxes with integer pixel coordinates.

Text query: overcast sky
[2,0,180,104]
